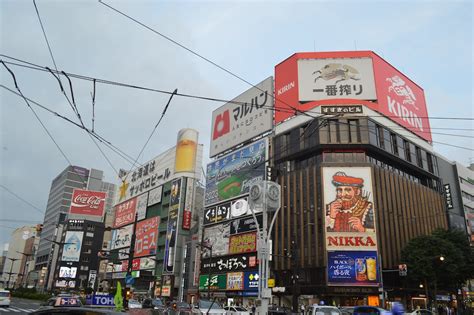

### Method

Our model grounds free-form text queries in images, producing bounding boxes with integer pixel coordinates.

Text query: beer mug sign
[366,257,377,281]
[175,129,198,173]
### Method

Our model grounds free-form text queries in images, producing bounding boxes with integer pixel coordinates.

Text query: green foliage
[11,288,52,301]
[401,228,474,289]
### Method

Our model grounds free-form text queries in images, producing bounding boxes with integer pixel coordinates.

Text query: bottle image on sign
[366,257,377,281]
[175,129,198,173]
[355,258,367,281]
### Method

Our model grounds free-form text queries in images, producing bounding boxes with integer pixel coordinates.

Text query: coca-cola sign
[70,189,107,217]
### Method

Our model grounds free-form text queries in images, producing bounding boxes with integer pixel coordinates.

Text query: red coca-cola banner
[69,189,106,217]
[182,210,192,230]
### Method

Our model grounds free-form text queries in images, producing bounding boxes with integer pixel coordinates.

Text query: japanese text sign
[135,217,159,258]
[226,272,244,290]
[114,198,137,228]
[229,232,257,254]
[327,251,379,286]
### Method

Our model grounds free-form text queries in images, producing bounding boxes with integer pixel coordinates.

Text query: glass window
[391,133,398,156]
[368,121,378,145]
[348,119,361,143]
[415,146,423,167]
[377,126,385,149]
[328,119,340,143]
[383,129,392,154]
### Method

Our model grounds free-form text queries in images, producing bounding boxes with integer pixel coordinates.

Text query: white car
[309,305,342,315]
[224,306,250,315]
[0,290,11,307]
[128,299,142,309]
[193,299,226,315]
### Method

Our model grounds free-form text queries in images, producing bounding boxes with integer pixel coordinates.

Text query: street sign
[125,274,135,285]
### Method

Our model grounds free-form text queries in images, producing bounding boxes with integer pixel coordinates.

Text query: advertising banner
[89,294,114,307]
[88,270,97,289]
[229,232,257,254]
[55,280,76,288]
[182,210,192,230]
[61,231,84,262]
[136,193,148,220]
[226,272,244,290]
[140,257,156,270]
[111,224,133,250]
[164,178,182,273]
[113,198,137,228]
[372,56,431,142]
[230,215,262,235]
[202,222,230,258]
[118,248,129,260]
[244,271,259,291]
[199,274,227,291]
[69,189,106,217]
[322,167,377,251]
[59,266,77,279]
[327,251,380,286]
[201,253,258,274]
[175,129,198,173]
[210,77,273,157]
[161,275,174,297]
[297,58,376,102]
[148,186,163,206]
[135,216,159,258]
[204,200,231,225]
[205,139,267,206]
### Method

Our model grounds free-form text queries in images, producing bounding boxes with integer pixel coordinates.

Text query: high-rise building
[34,165,115,290]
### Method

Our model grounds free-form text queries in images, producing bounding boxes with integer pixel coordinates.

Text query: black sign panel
[444,184,454,209]
[230,215,262,235]
[204,201,231,225]
[201,253,258,274]
[321,105,363,115]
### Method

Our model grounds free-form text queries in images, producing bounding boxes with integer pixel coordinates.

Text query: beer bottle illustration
[355,258,367,281]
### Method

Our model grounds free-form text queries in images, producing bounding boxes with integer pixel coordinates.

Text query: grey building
[35,165,115,290]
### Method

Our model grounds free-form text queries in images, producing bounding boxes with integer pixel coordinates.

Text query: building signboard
[140,257,156,270]
[243,271,259,291]
[229,232,257,254]
[135,216,159,258]
[88,270,97,289]
[113,198,137,228]
[164,178,182,273]
[55,280,76,288]
[69,189,107,217]
[111,224,133,250]
[59,266,77,279]
[444,184,454,209]
[136,193,148,220]
[321,105,363,115]
[199,274,227,291]
[161,275,174,297]
[148,186,163,206]
[210,77,273,157]
[230,214,262,235]
[205,138,267,206]
[204,201,231,225]
[182,210,192,230]
[226,272,244,291]
[201,253,258,273]
[327,250,380,286]
[61,231,84,262]
[202,222,230,258]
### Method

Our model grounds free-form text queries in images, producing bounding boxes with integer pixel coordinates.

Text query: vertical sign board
[134,217,159,258]
[61,231,84,262]
[205,138,267,206]
[164,178,182,273]
[136,193,148,220]
[322,167,379,286]
[210,77,274,157]
[88,270,97,289]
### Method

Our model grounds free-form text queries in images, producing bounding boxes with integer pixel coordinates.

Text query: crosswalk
[0,307,37,313]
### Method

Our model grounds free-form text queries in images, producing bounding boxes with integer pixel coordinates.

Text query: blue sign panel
[87,294,115,307]
[243,271,259,291]
[327,251,379,286]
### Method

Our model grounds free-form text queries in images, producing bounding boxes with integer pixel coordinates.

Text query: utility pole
[291,237,300,313]
[6,258,19,290]
[125,212,139,307]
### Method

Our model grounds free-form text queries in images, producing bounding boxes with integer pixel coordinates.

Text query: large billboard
[202,222,230,258]
[323,167,377,251]
[210,77,274,157]
[61,231,84,262]
[203,197,256,226]
[327,251,380,286]
[113,198,137,228]
[274,51,432,142]
[134,217,159,258]
[201,253,258,274]
[205,138,267,206]
[164,178,182,273]
[59,266,77,279]
[69,189,107,217]
[229,232,257,255]
[111,224,133,250]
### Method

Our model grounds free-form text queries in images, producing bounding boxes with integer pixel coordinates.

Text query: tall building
[35,165,115,290]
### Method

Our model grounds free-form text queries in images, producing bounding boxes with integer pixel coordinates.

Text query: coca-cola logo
[72,194,104,209]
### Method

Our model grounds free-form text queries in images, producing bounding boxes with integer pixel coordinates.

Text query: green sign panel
[199,274,227,290]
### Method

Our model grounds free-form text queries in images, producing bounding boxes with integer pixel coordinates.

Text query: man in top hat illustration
[326,172,374,232]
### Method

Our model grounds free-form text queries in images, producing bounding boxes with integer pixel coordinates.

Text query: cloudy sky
[1,0,472,247]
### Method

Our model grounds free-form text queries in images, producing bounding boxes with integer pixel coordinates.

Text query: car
[353,306,390,315]
[224,305,251,315]
[192,299,226,315]
[0,289,11,307]
[340,306,355,315]
[142,297,168,312]
[31,307,124,314]
[128,299,143,309]
[39,296,83,309]
[268,306,293,315]
[406,310,433,315]
[171,301,193,313]
[309,305,342,315]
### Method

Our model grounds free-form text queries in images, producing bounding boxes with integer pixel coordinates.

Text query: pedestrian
[300,304,306,314]
[251,304,256,315]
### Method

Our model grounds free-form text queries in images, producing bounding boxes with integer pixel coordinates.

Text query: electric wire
[0,184,45,214]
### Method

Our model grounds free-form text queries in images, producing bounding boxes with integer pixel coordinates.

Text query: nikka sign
[69,189,107,217]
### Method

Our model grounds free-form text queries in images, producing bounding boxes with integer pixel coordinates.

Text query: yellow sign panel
[268,278,275,288]
[368,295,380,307]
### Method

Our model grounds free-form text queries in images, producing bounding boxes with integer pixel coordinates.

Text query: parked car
[309,305,342,315]
[0,289,11,308]
[224,305,250,315]
[31,307,123,315]
[268,306,293,314]
[192,299,226,315]
[353,306,390,315]
[128,299,143,309]
[340,306,355,315]
[406,310,433,315]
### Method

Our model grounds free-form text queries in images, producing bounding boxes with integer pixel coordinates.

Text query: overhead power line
[0,184,45,214]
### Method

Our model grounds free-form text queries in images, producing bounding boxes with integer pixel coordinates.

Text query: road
[0,297,41,314]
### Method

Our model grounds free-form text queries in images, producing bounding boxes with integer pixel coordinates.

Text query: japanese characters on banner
[226,272,244,290]
[199,274,227,291]
[202,223,230,258]
[69,189,107,217]
[164,178,182,273]
[182,210,192,230]
[210,77,274,157]
[229,232,257,254]
[59,266,77,278]
[118,248,129,260]
[55,280,76,288]
[201,253,258,274]
[204,197,257,226]
[111,224,133,250]
[136,193,148,220]
[61,231,84,262]
[244,271,259,291]
[161,275,174,297]
[148,186,163,206]
[322,166,379,287]
[113,198,137,228]
[134,217,159,258]
[205,139,267,206]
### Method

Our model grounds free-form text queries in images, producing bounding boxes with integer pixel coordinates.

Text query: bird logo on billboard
[212,110,230,140]
[313,63,361,84]
[386,75,418,110]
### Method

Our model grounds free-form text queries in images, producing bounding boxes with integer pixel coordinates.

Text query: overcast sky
[1,0,472,247]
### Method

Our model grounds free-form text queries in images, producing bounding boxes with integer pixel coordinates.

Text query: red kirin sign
[69,189,106,217]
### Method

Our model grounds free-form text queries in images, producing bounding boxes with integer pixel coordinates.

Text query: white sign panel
[136,192,148,220]
[118,248,130,260]
[298,58,376,102]
[140,257,156,270]
[210,77,273,157]
[202,222,230,258]
[88,270,97,289]
[59,267,78,279]
[55,280,76,288]
[148,186,163,206]
[61,231,84,262]
[111,224,133,250]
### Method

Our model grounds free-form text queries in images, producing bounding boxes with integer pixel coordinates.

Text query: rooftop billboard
[69,189,107,217]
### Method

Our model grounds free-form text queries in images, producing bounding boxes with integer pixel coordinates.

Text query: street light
[6,257,19,290]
